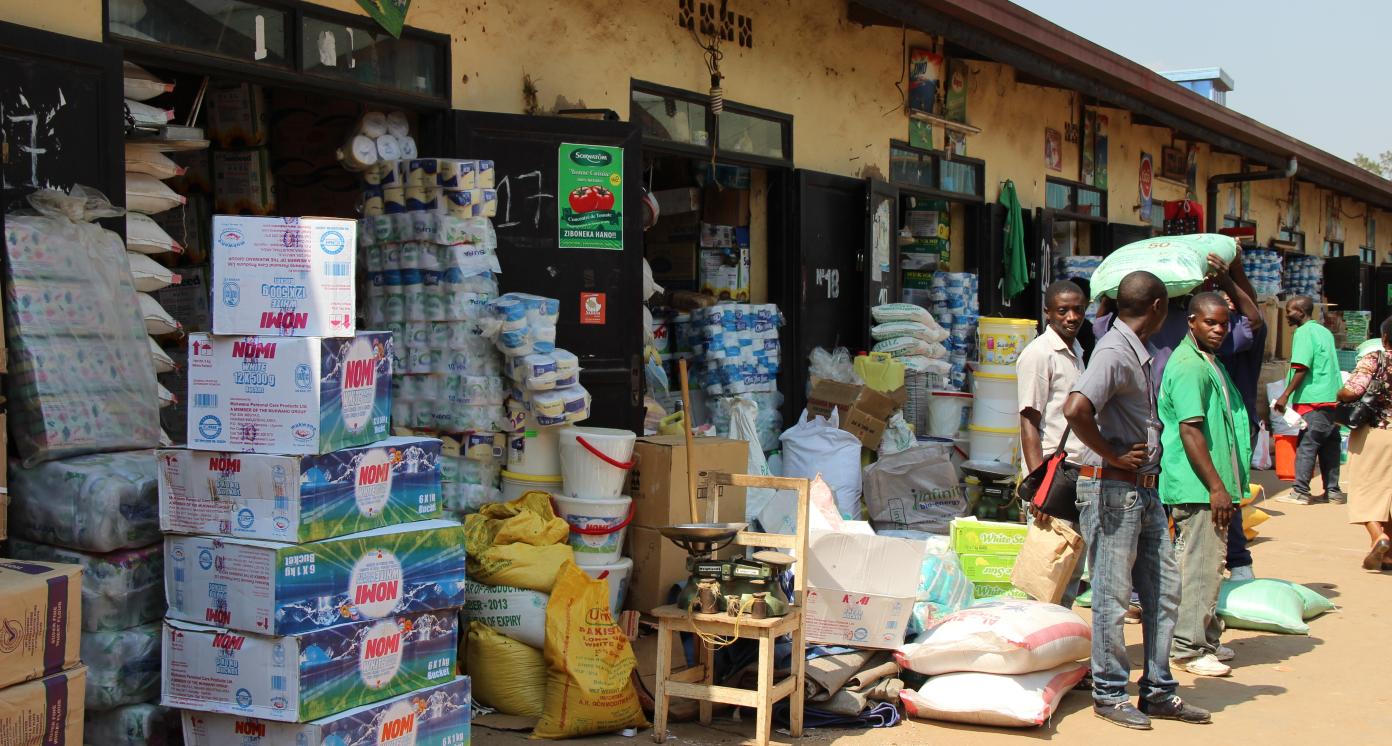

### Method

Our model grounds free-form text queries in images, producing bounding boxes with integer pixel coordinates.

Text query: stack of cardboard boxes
[951,517,1031,601]
[158,215,472,743]
[0,559,86,744]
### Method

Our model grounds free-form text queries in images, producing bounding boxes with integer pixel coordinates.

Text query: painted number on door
[815,268,840,299]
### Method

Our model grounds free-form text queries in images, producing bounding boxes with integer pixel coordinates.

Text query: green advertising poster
[356,0,411,38]
[558,142,624,251]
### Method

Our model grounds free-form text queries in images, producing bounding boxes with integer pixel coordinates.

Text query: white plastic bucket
[499,470,563,502]
[507,420,562,476]
[977,317,1038,373]
[554,495,634,566]
[559,427,637,498]
[927,390,973,438]
[967,424,1019,465]
[581,557,633,618]
[970,372,1019,430]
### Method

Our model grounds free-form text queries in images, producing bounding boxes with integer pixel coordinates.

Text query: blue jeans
[1294,406,1342,496]
[1077,479,1181,706]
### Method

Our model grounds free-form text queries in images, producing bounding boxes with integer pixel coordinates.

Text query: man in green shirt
[1273,296,1345,505]
[1159,292,1251,679]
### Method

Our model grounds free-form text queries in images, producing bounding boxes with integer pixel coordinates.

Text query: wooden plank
[669,666,706,684]
[664,681,762,707]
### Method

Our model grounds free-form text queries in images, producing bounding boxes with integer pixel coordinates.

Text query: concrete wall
[0,0,100,39]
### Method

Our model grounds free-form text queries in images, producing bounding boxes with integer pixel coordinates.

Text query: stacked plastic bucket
[968,318,1037,465]
[555,426,638,617]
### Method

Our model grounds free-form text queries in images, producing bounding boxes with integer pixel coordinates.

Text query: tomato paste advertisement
[558,142,624,250]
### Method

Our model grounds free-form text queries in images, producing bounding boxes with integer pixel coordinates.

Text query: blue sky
[1013,0,1386,165]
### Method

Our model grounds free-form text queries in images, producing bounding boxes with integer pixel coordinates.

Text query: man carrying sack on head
[1158,292,1250,679]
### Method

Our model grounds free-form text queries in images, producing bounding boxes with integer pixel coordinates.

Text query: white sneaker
[1228,565,1255,582]
[1178,654,1232,677]
[1215,645,1235,662]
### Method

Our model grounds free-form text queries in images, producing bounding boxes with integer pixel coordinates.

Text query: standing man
[1064,271,1210,730]
[1159,292,1251,678]
[1273,296,1345,505]
[1213,253,1266,581]
[1018,280,1087,607]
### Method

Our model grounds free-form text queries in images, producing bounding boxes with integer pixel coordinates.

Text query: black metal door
[790,170,867,407]
[444,111,644,432]
[864,179,900,337]
[1323,255,1363,312]
[1106,222,1155,255]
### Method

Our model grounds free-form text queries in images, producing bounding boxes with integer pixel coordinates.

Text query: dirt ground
[479,470,1391,745]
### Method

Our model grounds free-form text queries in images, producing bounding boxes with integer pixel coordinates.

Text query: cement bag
[1218,578,1336,634]
[466,621,547,717]
[81,622,162,710]
[6,539,163,632]
[900,661,1088,727]
[463,579,549,649]
[780,409,864,520]
[85,704,181,746]
[9,450,161,553]
[534,562,648,739]
[727,395,776,520]
[895,600,1091,676]
[1090,234,1237,300]
[862,445,967,534]
[125,213,182,255]
[465,491,575,592]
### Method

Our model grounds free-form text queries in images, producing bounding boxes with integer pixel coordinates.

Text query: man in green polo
[1273,295,1345,505]
[1159,292,1251,679]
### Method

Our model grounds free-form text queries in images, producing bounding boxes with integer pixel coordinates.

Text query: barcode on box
[324,262,350,277]
[275,495,288,510]
[271,675,286,691]
[193,394,218,408]
[174,568,185,582]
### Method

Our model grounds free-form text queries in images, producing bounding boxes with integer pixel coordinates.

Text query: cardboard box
[164,519,466,635]
[972,581,1030,601]
[949,518,1028,555]
[0,667,85,745]
[151,264,212,333]
[958,552,1019,584]
[207,82,269,148]
[629,435,748,527]
[702,187,751,226]
[646,241,698,287]
[159,436,443,543]
[654,187,701,216]
[805,380,906,450]
[214,149,277,215]
[0,559,82,689]
[802,532,925,649]
[211,215,356,337]
[699,247,751,302]
[162,611,458,723]
[186,332,393,455]
[182,675,471,745]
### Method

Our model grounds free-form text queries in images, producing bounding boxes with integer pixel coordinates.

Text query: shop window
[108,0,290,66]
[1279,227,1306,253]
[717,109,784,159]
[1045,177,1106,220]
[888,141,984,201]
[1362,216,1377,264]
[1322,239,1344,258]
[300,16,440,97]
[1361,246,1377,264]
[631,81,791,165]
[632,90,710,148]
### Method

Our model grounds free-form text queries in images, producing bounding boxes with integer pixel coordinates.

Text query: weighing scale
[960,458,1021,521]
[659,523,794,616]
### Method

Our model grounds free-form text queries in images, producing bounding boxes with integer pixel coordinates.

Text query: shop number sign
[558,143,624,251]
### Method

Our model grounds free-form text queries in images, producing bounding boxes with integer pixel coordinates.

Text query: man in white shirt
[1018,279,1088,607]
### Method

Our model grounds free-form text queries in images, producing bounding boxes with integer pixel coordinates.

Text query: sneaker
[1326,491,1348,505]
[1141,695,1212,724]
[1228,565,1255,582]
[1215,645,1236,662]
[1363,537,1391,571]
[1275,491,1314,505]
[1093,702,1152,730]
[1176,653,1232,677]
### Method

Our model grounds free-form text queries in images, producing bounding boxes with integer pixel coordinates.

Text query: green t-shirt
[1158,336,1252,505]
[1288,322,1342,405]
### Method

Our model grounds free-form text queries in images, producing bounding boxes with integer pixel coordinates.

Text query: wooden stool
[650,472,810,746]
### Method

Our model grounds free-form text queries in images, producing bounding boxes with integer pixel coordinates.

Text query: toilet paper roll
[376,134,403,161]
[339,134,379,171]
[386,110,411,138]
[399,135,419,159]
[360,111,389,138]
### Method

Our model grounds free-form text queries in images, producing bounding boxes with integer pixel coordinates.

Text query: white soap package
[8,450,161,553]
[211,215,356,337]
[82,622,163,711]
[186,331,394,455]
[5,539,164,632]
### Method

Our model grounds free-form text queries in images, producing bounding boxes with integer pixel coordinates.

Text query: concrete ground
[479,470,1391,745]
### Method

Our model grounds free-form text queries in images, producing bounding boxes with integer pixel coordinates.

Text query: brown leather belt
[1076,464,1158,488]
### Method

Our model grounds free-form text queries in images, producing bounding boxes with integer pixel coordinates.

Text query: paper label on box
[0,668,85,746]
[802,588,912,650]
[211,215,355,337]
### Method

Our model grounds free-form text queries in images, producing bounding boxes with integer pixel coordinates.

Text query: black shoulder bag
[1337,351,1388,429]
[1016,427,1080,522]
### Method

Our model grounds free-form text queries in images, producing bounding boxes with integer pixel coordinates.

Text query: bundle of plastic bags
[6,539,163,631]
[81,622,162,710]
[8,450,160,553]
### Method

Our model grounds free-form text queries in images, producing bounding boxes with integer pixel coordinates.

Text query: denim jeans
[1170,503,1229,660]
[1295,407,1343,496]
[1077,478,1181,706]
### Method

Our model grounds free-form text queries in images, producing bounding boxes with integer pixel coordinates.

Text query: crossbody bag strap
[1051,425,1072,458]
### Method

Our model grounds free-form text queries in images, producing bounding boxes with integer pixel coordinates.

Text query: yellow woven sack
[465,621,547,717]
[533,562,648,739]
[465,491,575,591]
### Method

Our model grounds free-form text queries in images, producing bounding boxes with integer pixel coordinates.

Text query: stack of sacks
[336,110,421,174]
[439,433,505,517]
[871,303,951,382]
[1284,253,1323,298]
[950,517,1031,602]
[3,187,161,465]
[897,600,1091,727]
[1242,249,1284,300]
[929,273,979,390]
[0,560,87,742]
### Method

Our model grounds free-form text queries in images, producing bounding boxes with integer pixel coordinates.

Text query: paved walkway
[480,471,1390,745]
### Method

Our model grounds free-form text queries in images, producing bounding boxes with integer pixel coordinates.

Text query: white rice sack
[122,62,173,101]
[8,451,162,553]
[127,253,177,292]
[85,704,181,746]
[126,172,185,215]
[873,337,934,357]
[873,302,934,325]
[901,662,1088,727]
[5,539,164,631]
[149,336,174,374]
[124,99,173,128]
[136,291,180,334]
[157,381,177,408]
[871,320,948,344]
[463,580,549,649]
[125,143,183,180]
[126,213,181,255]
[895,600,1091,676]
[81,622,163,710]
[900,356,952,375]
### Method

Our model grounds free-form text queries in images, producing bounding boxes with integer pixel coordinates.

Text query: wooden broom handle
[678,358,700,523]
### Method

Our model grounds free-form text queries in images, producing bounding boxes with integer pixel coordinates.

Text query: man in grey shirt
[1063,270,1211,730]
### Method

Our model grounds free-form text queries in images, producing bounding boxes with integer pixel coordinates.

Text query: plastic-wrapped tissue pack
[6,539,163,632]
[8,449,160,553]
[81,622,163,710]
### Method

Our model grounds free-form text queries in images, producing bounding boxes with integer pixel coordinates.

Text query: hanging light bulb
[709,73,724,115]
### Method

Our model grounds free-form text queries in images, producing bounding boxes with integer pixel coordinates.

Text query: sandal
[1363,537,1391,571]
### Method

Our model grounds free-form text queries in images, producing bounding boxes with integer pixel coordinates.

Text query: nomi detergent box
[158,436,443,543]
[0,559,82,689]
[0,666,86,745]
[165,519,466,635]
[161,610,458,723]
[181,675,471,746]
[211,215,355,337]
[186,331,393,455]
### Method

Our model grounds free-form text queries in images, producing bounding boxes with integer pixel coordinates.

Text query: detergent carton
[158,436,443,543]
[181,675,471,745]
[161,610,458,723]
[164,520,466,635]
[186,331,393,455]
[211,215,355,337]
